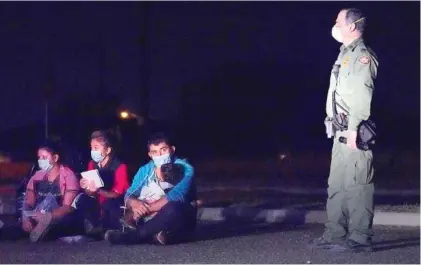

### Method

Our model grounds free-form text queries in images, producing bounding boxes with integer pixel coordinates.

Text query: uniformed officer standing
[311,8,379,253]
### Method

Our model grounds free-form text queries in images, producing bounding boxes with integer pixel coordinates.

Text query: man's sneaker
[29,213,52,243]
[152,230,168,245]
[346,239,373,253]
[104,229,139,245]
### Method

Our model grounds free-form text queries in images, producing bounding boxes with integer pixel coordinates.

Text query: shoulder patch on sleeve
[359,55,370,65]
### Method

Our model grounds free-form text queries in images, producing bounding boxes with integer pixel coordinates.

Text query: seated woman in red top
[74,130,130,239]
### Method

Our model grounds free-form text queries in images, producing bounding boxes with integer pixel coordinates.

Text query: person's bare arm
[97,189,120,199]
[24,177,37,211]
[146,197,168,213]
[127,198,150,218]
[24,189,36,210]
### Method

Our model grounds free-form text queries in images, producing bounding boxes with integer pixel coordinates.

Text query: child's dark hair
[161,163,184,185]
[147,132,172,149]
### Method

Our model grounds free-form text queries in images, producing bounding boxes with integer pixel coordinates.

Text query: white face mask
[331,26,343,43]
[38,159,53,172]
[152,153,171,168]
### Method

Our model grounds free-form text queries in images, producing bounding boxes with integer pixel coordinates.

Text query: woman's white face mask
[331,26,343,43]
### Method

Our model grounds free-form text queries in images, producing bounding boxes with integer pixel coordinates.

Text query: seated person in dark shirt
[73,130,130,239]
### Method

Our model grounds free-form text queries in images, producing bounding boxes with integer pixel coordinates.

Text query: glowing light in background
[118,109,144,126]
[119,111,129,119]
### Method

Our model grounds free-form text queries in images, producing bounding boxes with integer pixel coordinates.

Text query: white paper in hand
[81,169,104,191]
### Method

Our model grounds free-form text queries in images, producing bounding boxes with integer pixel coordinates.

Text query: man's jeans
[135,201,197,243]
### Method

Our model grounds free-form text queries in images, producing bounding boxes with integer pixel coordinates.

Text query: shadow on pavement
[194,205,313,242]
[197,204,324,226]
[373,236,420,252]
[194,204,324,242]
[221,206,315,225]
[194,221,307,242]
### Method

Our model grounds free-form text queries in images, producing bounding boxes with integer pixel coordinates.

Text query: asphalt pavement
[0,222,419,264]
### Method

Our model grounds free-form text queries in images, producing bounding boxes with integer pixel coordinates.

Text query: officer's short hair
[342,8,366,33]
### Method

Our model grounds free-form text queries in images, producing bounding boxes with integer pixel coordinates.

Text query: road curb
[2,199,419,227]
[1,184,419,226]
[3,184,419,197]
[197,207,420,227]
[197,186,420,196]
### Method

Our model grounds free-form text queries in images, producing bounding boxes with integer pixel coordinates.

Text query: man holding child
[105,132,197,245]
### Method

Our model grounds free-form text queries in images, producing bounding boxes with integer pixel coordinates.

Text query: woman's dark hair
[90,130,118,157]
[38,140,62,163]
[91,130,114,148]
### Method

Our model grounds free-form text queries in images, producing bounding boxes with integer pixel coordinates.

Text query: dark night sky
[0,1,419,150]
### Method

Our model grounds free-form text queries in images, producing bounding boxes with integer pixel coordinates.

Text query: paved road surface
[0,223,419,264]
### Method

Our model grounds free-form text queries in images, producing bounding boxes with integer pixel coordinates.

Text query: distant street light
[118,109,144,126]
[120,111,130,119]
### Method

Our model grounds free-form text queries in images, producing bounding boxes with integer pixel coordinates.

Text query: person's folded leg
[29,213,53,243]
[105,201,196,245]
[74,193,102,237]
[101,197,124,231]
[44,210,85,240]
[154,204,197,245]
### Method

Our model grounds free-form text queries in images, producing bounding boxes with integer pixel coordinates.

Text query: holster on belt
[332,113,348,132]
[325,114,348,139]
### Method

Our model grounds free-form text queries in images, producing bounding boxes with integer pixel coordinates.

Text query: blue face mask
[91,150,105,163]
[38,159,53,172]
[152,153,171,168]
